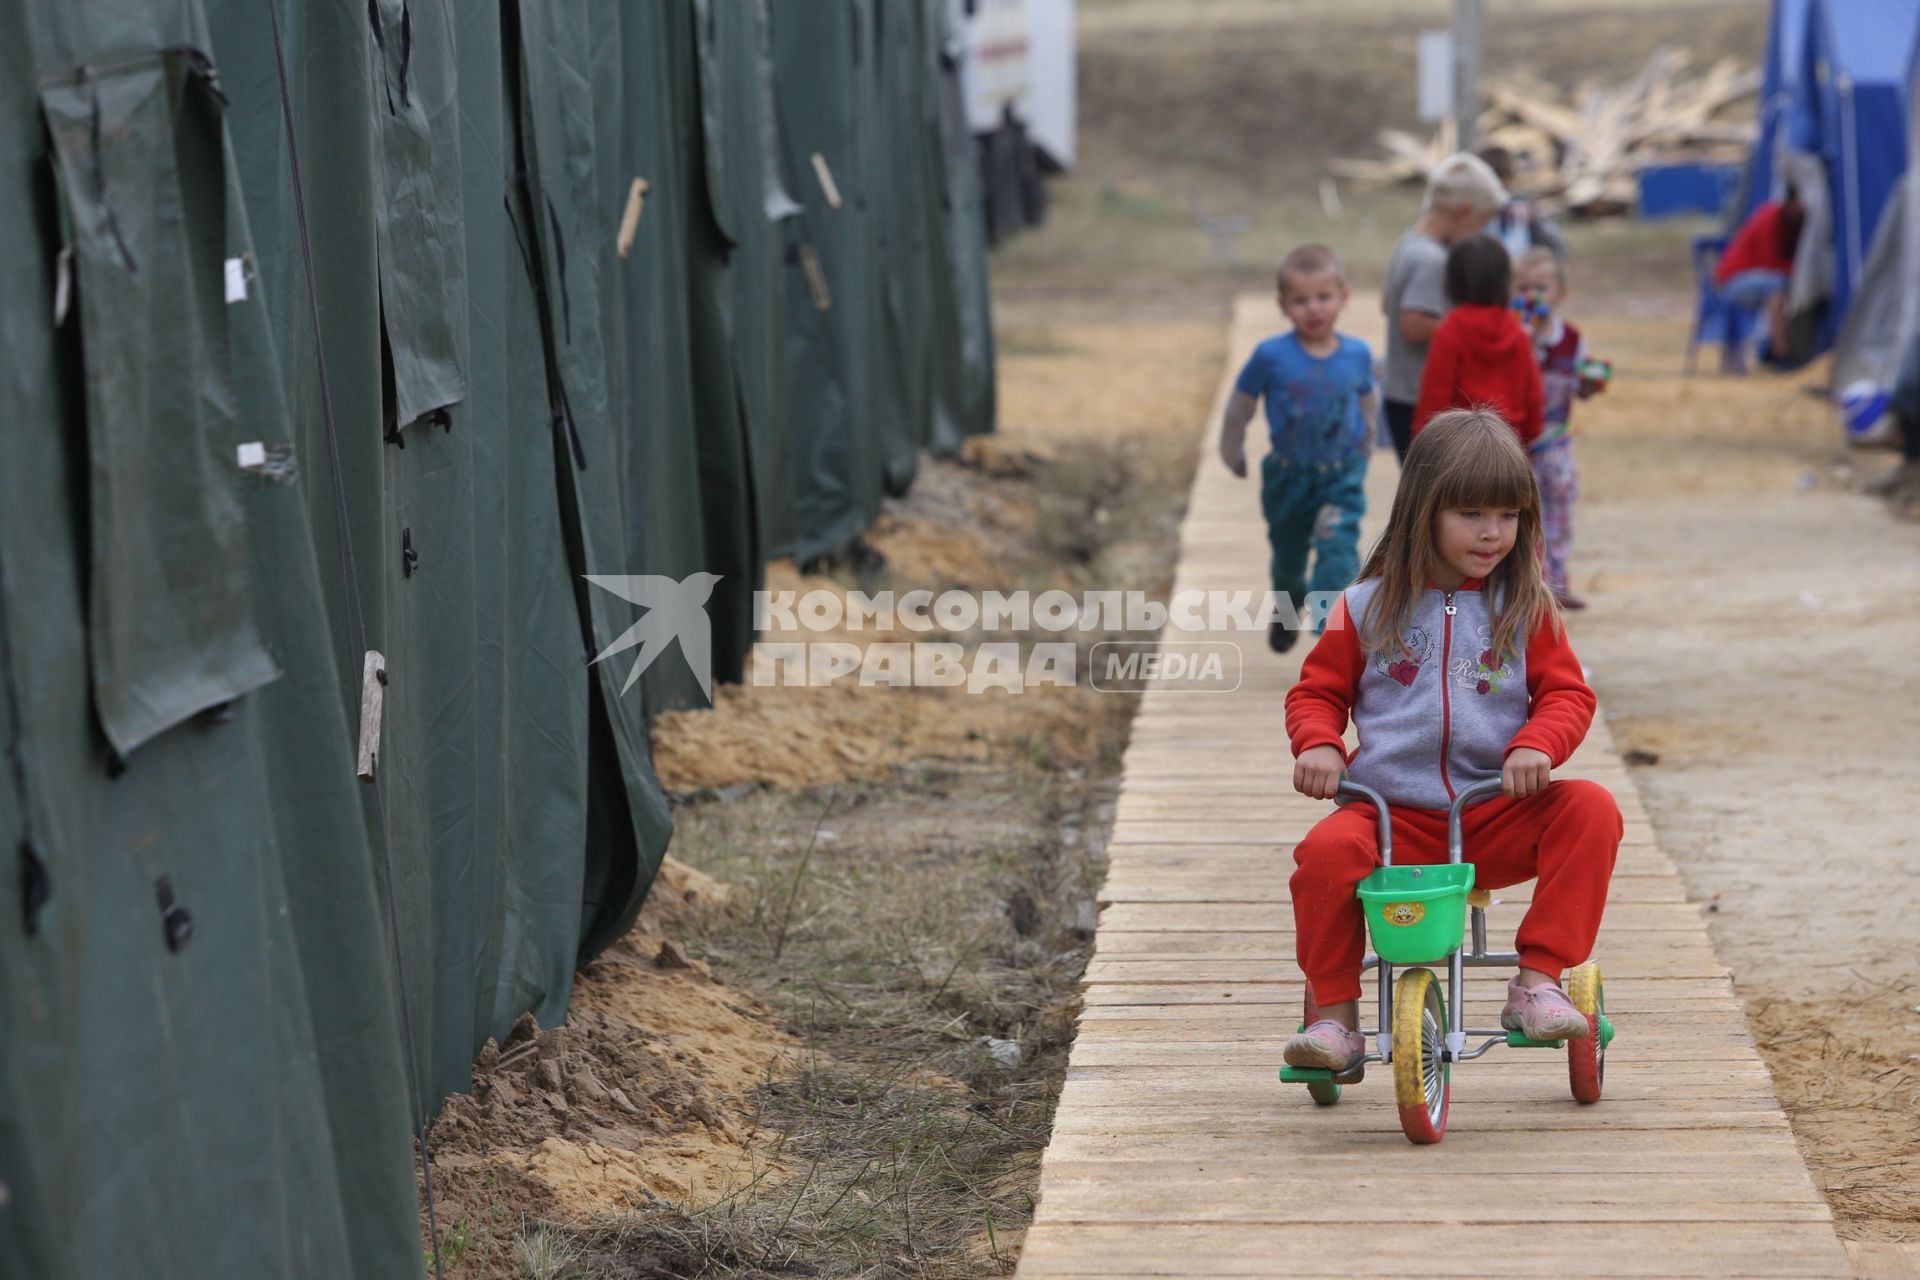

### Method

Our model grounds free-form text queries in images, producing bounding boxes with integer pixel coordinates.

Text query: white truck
[954,0,1075,242]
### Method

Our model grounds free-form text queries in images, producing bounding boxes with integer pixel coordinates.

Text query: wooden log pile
[1328,47,1760,217]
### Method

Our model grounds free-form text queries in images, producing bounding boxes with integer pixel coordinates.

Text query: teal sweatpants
[1260,452,1367,631]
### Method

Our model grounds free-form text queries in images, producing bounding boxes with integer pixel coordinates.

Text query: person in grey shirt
[1381,153,1508,460]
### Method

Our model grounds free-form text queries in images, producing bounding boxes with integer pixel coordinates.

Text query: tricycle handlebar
[1334,776,1507,866]
[1333,779,1394,865]
[1447,778,1506,863]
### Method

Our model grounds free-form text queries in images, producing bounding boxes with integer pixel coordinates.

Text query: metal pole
[1453,0,1482,152]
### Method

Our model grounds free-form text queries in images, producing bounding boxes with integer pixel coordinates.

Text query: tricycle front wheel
[1392,966,1449,1143]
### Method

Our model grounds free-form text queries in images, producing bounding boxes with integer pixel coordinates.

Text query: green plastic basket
[1356,863,1475,963]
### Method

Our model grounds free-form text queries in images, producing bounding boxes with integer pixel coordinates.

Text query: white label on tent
[236,441,268,470]
[1417,31,1453,123]
[357,650,387,780]
[798,243,832,311]
[811,153,843,210]
[224,256,248,303]
[617,177,649,259]
[52,246,73,325]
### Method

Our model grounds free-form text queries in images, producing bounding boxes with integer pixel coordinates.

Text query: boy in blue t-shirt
[1217,244,1375,652]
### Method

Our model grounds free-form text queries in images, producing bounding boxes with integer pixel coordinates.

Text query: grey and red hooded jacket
[1286,576,1595,811]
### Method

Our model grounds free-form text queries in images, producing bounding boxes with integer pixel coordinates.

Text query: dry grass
[545,756,1123,1277]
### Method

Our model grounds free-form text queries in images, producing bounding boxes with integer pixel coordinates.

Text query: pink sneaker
[1283,1019,1367,1074]
[1501,976,1590,1040]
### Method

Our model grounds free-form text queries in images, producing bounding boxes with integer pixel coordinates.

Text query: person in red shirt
[1715,187,1805,365]
[1412,236,1544,445]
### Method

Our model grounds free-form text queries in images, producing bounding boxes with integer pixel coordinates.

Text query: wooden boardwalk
[1016,299,1851,1279]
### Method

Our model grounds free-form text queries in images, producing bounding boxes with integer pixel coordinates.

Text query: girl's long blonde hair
[1357,408,1559,663]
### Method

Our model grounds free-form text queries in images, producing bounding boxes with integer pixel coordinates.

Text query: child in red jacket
[1280,409,1621,1078]
[1413,236,1544,445]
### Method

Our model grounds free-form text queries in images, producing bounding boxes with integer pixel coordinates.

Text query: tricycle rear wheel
[1566,962,1605,1103]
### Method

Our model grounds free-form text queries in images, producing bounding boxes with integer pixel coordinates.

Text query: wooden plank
[1081,980,1745,1007]
[1017,1223,1848,1277]
[1095,901,1707,932]
[1089,930,1725,957]
[1075,1071,1781,1101]
[1045,1110,1795,1138]
[1108,797,1650,818]
[1066,1058,1764,1081]
[1070,1021,1765,1054]
[1033,1163,1808,1191]
[1096,837,1670,858]
[1091,885,1689,907]
[1071,1037,1763,1064]
[1031,1185,1832,1224]
[1098,824,1664,843]
[1053,1081,1790,1114]
[1090,862,1683,885]
[1038,1122,1812,1164]
[1085,956,1727,982]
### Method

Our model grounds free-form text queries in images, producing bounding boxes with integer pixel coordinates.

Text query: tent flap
[41,55,282,756]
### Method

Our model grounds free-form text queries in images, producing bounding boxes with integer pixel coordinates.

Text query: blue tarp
[1738,0,1920,351]
[1831,13,1920,401]
[1639,163,1742,219]
[1800,0,1920,343]
[1740,0,1814,226]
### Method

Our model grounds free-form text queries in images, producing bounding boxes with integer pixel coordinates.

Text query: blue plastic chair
[1685,235,1762,374]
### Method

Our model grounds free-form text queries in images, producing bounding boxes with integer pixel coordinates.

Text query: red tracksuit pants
[1290,779,1623,1006]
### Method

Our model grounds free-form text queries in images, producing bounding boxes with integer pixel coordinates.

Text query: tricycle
[1278,777,1614,1143]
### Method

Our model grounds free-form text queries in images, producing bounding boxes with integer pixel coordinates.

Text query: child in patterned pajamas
[1513,247,1606,610]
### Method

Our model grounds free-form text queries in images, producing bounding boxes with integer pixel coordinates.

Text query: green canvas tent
[1,1,994,1273]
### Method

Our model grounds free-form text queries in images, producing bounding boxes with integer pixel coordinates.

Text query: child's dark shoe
[1500,976,1590,1039]
[1283,1019,1367,1073]
[1268,622,1298,653]
[1554,590,1588,611]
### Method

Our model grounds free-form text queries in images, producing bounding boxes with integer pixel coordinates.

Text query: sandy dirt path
[1569,313,1920,1271]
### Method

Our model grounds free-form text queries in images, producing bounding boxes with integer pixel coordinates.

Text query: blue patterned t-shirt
[1234,332,1375,465]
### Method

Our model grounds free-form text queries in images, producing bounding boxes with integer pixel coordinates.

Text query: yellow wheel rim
[1566,961,1604,1016]
[1566,961,1607,1095]
[1392,966,1448,1124]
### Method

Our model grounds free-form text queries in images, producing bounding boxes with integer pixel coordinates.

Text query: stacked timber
[1329,47,1759,216]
